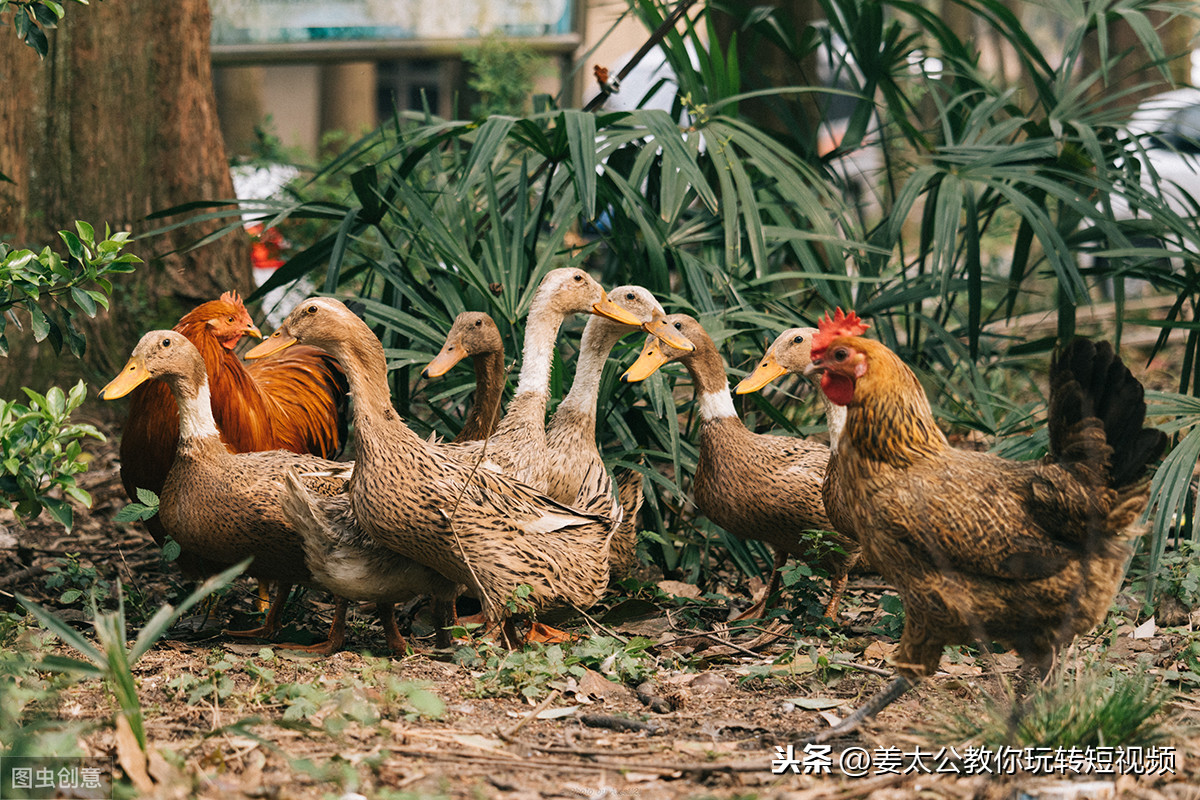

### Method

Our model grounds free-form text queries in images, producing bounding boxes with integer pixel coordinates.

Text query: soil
[3,418,1199,800]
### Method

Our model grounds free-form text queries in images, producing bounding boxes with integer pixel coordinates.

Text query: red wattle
[821,372,855,406]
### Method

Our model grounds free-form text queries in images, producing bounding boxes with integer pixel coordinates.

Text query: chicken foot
[804,675,914,744]
[731,550,787,621]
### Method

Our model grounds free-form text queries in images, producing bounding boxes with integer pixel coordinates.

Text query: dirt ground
[3,417,1200,800]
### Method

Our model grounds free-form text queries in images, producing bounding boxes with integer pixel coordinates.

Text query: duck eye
[625,292,635,300]
[162,338,171,348]
[793,335,804,344]
[474,320,482,327]
[573,273,583,282]
[307,305,318,314]
[674,322,682,330]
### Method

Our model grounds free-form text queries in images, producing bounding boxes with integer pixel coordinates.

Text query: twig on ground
[0,565,47,589]
[571,604,628,643]
[499,688,561,742]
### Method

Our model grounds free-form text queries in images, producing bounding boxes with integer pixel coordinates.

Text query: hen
[745,310,1166,739]
[118,291,349,576]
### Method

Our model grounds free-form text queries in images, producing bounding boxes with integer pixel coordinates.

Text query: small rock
[688,672,730,692]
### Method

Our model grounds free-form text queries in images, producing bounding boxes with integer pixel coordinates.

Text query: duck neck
[330,330,409,432]
[513,298,566,400]
[811,382,847,450]
[557,317,625,417]
[168,376,223,452]
[460,350,506,440]
[682,338,738,423]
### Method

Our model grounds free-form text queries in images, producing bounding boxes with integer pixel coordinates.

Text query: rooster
[118,291,349,581]
[742,309,1166,740]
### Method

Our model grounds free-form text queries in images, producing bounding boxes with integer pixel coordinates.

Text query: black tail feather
[1049,339,1166,489]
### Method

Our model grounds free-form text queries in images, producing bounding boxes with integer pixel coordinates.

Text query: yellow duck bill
[735,352,788,394]
[244,329,298,359]
[100,357,152,400]
[621,338,672,383]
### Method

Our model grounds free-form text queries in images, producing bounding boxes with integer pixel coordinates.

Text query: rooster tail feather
[1049,339,1166,489]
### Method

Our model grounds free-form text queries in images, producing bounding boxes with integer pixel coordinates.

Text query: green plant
[933,662,1174,748]
[1,223,140,357]
[464,33,552,117]
[112,488,159,525]
[459,636,657,699]
[1,223,139,528]
[19,560,248,753]
[0,0,92,58]
[42,552,111,607]
[872,592,906,639]
[1,381,103,529]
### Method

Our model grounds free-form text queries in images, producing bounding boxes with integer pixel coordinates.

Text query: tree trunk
[0,0,251,379]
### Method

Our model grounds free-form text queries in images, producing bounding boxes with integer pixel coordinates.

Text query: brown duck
[102,330,451,654]
[619,314,860,619]
[421,311,507,443]
[247,297,624,644]
[545,285,692,577]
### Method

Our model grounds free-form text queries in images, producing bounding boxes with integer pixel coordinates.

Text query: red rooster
[743,310,1166,741]
[118,291,348,578]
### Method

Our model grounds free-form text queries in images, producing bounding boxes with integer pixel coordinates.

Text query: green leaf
[161,538,181,562]
[28,302,50,342]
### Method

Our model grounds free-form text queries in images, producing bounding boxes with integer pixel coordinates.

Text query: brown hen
[118,291,348,575]
[745,310,1167,740]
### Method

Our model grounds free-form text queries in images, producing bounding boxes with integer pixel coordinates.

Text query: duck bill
[591,295,644,327]
[100,357,152,400]
[422,343,466,378]
[245,329,297,359]
[621,339,672,383]
[642,317,694,352]
[735,353,788,394]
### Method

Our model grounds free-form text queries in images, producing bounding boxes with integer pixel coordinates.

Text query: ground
[2,419,1199,800]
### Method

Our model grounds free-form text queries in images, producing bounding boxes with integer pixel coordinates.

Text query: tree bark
[0,0,251,358]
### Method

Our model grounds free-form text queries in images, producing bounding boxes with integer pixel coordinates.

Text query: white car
[1114,87,1200,219]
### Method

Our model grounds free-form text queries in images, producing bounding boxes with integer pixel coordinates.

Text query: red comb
[811,307,869,356]
[219,290,245,308]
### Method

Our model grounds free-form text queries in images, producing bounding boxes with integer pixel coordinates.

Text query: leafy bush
[0,382,103,530]
[1,223,140,528]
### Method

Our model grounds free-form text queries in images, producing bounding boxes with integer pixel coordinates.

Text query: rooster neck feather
[841,343,947,465]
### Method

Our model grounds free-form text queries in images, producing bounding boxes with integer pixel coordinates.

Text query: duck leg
[431,598,454,649]
[732,550,787,621]
[225,582,293,640]
[277,598,349,656]
[255,580,274,613]
[377,602,408,655]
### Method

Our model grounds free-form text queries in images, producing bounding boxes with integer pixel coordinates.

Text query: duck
[421,312,507,443]
[617,314,861,620]
[278,472,459,652]
[102,330,452,654]
[543,285,693,577]
[442,268,643,492]
[246,297,625,645]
